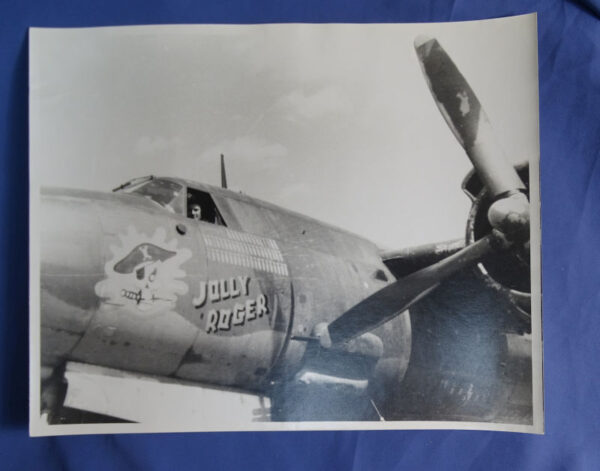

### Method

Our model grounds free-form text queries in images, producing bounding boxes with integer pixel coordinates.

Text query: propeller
[318,37,530,348]
[414,35,530,240]
[319,231,508,347]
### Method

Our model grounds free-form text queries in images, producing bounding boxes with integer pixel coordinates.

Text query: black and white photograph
[29,15,542,435]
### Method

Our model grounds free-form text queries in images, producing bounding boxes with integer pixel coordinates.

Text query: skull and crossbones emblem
[113,242,177,310]
[95,226,191,314]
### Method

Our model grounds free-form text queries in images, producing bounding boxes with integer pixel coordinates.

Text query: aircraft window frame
[121,178,185,214]
[186,187,227,226]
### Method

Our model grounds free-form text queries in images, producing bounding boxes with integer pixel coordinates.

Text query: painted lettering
[208,280,220,302]
[217,308,232,331]
[206,309,219,333]
[197,276,272,333]
[238,276,250,296]
[194,277,252,309]
[219,279,230,300]
[193,281,207,308]
[246,299,256,321]
[232,303,245,326]
[230,277,240,297]
[256,294,268,317]
[204,295,270,334]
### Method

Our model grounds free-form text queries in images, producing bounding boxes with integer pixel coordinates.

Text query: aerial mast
[220,154,228,189]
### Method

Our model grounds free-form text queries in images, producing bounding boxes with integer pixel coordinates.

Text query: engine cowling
[463,165,531,324]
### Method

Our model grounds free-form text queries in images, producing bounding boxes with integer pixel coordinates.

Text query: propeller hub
[487,192,530,241]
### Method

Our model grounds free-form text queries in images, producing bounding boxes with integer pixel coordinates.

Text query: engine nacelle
[462,165,531,324]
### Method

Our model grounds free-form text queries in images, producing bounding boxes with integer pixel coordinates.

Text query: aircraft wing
[46,362,271,426]
[380,239,466,280]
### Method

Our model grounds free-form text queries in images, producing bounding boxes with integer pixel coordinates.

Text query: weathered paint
[39,179,411,395]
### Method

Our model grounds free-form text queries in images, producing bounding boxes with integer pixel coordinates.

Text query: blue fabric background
[1,0,599,469]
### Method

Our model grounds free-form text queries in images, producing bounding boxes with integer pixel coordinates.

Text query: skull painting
[113,243,177,310]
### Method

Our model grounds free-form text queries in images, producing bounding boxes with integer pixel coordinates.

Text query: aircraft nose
[39,189,105,364]
[40,189,105,313]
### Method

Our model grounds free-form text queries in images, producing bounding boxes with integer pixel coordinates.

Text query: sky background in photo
[30,17,538,248]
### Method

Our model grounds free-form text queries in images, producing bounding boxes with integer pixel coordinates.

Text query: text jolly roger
[192,276,269,333]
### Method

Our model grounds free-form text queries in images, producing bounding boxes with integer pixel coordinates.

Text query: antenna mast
[220,154,228,189]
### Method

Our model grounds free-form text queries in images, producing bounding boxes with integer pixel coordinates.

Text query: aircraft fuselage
[40,178,410,396]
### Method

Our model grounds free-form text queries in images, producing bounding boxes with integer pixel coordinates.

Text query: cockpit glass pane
[126,179,183,209]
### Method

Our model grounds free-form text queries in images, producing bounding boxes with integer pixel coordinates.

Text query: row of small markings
[224,228,279,250]
[207,249,289,276]
[203,234,284,262]
[202,230,289,276]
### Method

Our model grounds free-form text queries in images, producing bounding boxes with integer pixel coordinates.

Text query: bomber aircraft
[38,36,535,426]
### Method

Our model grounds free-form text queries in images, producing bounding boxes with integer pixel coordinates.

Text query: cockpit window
[123,179,184,213]
[187,188,226,226]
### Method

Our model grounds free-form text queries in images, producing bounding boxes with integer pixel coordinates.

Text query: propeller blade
[414,36,526,200]
[321,232,506,347]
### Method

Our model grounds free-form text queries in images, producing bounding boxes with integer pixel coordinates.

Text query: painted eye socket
[136,267,145,280]
[149,268,157,283]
